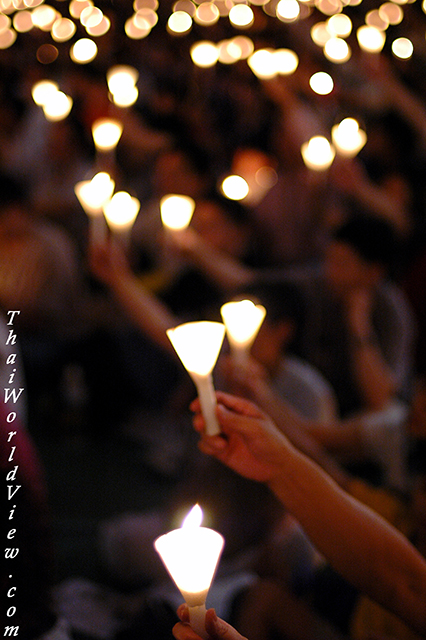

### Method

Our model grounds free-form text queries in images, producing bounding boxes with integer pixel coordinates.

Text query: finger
[198,435,228,456]
[177,603,190,622]
[172,621,203,640]
[215,392,264,419]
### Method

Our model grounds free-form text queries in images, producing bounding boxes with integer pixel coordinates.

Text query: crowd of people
[1,3,426,639]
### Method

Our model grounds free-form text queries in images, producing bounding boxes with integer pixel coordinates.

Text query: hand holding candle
[154,504,225,640]
[220,299,266,367]
[167,321,225,436]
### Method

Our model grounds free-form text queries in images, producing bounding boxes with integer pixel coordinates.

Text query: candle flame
[182,504,203,529]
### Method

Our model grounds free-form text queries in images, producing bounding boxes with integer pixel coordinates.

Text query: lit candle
[92,117,123,153]
[74,172,115,244]
[331,117,367,157]
[301,135,336,171]
[160,194,195,231]
[167,321,225,436]
[220,299,266,366]
[154,504,224,639]
[103,190,140,248]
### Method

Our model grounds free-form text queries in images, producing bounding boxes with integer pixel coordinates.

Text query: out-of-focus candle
[74,172,115,243]
[154,504,224,639]
[301,135,335,171]
[331,117,367,157]
[167,321,225,436]
[220,299,266,366]
[92,117,123,152]
[160,194,195,231]
[103,191,140,246]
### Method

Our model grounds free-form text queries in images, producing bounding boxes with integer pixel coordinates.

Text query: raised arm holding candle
[189,392,426,637]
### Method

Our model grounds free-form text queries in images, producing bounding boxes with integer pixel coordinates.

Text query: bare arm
[191,392,426,636]
[89,240,177,353]
[166,227,255,293]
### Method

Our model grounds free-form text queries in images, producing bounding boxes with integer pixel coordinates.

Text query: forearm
[249,381,350,486]
[269,446,426,634]
[111,272,177,353]
[185,239,255,293]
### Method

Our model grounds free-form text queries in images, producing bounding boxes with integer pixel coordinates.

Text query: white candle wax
[190,372,221,436]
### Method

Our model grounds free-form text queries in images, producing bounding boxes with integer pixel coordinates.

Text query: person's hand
[173,604,247,640]
[191,391,291,485]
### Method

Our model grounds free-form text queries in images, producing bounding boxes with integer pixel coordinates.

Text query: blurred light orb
[125,14,152,38]
[168,10,192,33]
[107,65,139,95]
[0,13,11,31]
[357,24,386,51]
[217,39,243,63]
[32,4,58,30]
[103,192,140,229]
[274,48,299,74]
[248,48,277,78]
[301,136,335,170]
[311,21,332,46]
[134,0,159,9]
[172,0,196,15]
[231,35,254,58]
[13,10,33,32]
[229,3,254,27]
[32,79,59,105]
[194,2,220,25]
[276,0,300,22]
[92,118,123,151]
[309,71,334,94]
[326,13,352,36]
[70,37,98,63]
[86,14,110,35]
[379,2,403,24]
[365,9,388,30]
[0,27,16,47]
[51,17,76,41]
[190,40,219,67]
[331,117,367,156]
[392,36,413,58]
[315,0,342,15]
[42,91,73,121]
[135,8,158,26]
[323,37,351,62]
[221,175,250,200]
[80,6,103,28]
[69,0,93,19]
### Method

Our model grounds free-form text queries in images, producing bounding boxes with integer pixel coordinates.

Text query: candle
[167,321,225,436]
[160,194,196,231]
[331,117,367,157]
[103,190,140,248]
[220,298,266,367]
[74,172,115,244]
[154,504,224,639]
[92,117,123,153]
